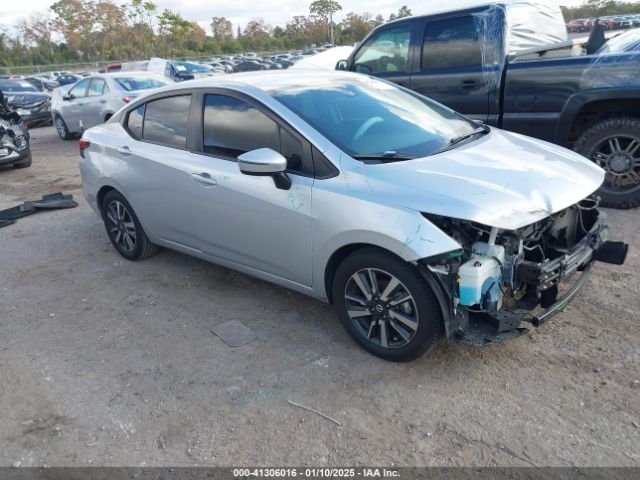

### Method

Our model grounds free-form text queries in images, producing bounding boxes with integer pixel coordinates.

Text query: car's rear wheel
[101,190,159,261]
[574,116,640,209]
[332,248,443,362]
[54,115,72,140]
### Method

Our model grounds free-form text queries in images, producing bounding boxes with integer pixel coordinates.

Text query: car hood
[5,92,50,107]
[360,128,604,230]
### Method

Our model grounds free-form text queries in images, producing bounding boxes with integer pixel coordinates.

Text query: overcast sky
[0,0,584,34]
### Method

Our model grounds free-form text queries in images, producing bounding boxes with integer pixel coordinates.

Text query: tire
[101,190,159,261]
[54,114,73,140]
[574,116,640,209]
[332,248,443,362]
[12,153,32,169]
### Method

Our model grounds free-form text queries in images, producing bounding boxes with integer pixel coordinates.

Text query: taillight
[79,139,90,158]
[122,97,132,103]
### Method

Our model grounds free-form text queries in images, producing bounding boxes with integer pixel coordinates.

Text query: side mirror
[62,94,73,101]
[336,59,348,70]
[238,148,291,190]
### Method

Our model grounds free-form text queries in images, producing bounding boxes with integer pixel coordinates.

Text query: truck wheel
[332,248,443,362]
[574,116,640,209]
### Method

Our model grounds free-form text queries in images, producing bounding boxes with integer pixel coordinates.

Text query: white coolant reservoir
[457,255,502,307]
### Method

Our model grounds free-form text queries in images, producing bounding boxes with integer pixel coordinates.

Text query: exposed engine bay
[422,197,628,345]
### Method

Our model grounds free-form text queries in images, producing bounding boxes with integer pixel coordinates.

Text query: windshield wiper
[449,123,490,146]
[352,150,418,162]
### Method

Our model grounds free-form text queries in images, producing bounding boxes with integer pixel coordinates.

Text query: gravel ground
[0,127,639,467]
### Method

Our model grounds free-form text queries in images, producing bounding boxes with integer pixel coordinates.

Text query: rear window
[115,77,168,91]
[138,95,191,148]
[0,81,39,93]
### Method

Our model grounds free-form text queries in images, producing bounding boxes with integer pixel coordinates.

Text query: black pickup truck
[339,3,640,208]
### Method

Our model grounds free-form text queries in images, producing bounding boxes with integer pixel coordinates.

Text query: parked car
[24,76,58,92]
[601,17,621,30]
[0,79,51,128]
[338,1,640,208]
[78,71,626,361]
[57,73,82,86]
[566,19,586,33]
[104,63,122,73]
[51,72,170,140]
[0,90,31,169]
[171,61,216,80]
[274,58,295,69]
[615,16,634,29]
[233,60,264,72]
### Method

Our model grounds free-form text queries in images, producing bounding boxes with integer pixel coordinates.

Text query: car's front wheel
[54,114,73,140]
[101,190,159,261]
[332,248,443,361]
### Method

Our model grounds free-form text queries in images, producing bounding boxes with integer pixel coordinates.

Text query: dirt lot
[0,127,639,467]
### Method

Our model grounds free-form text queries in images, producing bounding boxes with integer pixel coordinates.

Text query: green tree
[211,16,233,41]
[337,12,373,45]
[389,5,412,22]
[309,0,342,43]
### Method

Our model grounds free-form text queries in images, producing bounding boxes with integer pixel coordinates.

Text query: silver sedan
[79,71,623,361]
[51,72,170,140]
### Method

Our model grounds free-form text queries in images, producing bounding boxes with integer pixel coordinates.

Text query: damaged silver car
[0,89,31,169]
[79,71,628,361]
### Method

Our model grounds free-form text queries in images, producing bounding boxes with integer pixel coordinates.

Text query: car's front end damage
[419,198,628,346]
[0,116,31,168]
[4,92,52,128]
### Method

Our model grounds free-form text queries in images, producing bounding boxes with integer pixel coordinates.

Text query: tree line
[561,0,640,21]
[0,0,412,69]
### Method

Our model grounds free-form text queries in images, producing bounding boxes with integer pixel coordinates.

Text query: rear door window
[87,78,108,96]
[421,15,482,70]
[141,95,191,148]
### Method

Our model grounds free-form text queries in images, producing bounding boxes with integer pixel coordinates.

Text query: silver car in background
[51,72,170,140]
[79,71,626,361]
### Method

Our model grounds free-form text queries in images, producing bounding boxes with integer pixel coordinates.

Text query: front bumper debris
[454,215,628,347]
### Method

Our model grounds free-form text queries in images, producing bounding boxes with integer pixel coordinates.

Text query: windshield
[0,81,39,93]
[115,76,169,91]
[271,77,479,158]
[173,62,209,73]
[598,29,640,54]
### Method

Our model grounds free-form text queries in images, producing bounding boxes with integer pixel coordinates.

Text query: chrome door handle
[117,145,131,156]
[191,172,217,187]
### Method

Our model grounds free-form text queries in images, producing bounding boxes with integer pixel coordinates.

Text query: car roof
[177,70,378,93]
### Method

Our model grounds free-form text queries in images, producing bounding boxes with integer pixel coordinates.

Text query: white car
[51,72,170,140]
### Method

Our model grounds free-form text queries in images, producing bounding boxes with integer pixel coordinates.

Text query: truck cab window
[353,26,411,74]
[422,16,482,70]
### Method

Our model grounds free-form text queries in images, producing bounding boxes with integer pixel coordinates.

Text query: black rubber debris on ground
[0,192,78,228]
